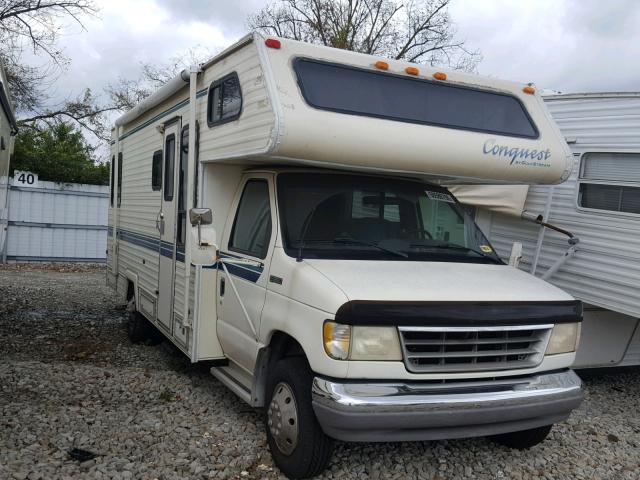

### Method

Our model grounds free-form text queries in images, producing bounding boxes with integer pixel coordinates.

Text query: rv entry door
[157,119,181,332]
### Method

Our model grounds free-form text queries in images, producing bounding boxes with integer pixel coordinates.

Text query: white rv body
[0,61,17,261]
[455,93,640,368]
[108,33,584,476]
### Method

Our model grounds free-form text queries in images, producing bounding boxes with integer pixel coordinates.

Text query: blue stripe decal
[112,229,261,283]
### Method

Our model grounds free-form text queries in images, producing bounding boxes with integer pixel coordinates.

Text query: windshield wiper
[333,236,408,258]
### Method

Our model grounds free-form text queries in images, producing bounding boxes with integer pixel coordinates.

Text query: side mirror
[189,208,213,246]
[189,207,213,226]
[509,242,523,268]
[189,208,218,266]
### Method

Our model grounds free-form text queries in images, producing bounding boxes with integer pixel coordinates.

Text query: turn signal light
[405,66,419,75]
[374,61,389,70]
[523,85,536,94]
[265,38,281,49]
[433,72,447,81]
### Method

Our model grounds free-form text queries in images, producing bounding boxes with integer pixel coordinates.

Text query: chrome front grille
[399,325,553,373]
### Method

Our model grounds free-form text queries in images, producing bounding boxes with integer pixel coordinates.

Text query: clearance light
[523,85,536,94]
[374,61,389,70]
[433,72,447,81]
[265,38,281,49]
[405,66,419,75]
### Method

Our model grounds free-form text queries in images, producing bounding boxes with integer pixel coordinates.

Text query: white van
[108,33,584,478]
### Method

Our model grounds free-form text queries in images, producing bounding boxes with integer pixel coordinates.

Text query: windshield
[277,173,503,264]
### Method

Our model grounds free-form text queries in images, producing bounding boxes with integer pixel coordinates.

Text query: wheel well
[126,280,135,301]
[268,331,305,365]
[251,331,307,407]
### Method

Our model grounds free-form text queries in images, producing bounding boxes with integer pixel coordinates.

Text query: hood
[304,260,574,303]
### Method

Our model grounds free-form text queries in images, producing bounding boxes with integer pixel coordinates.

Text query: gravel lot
[1,265,639,480]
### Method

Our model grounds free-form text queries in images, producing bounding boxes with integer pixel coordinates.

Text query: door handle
[219,278,225,297]
[155,211,165,234]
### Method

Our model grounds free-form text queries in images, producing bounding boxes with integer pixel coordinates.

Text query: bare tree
[0,1,97,109]
[248,0,480,71]
[105,46,213,112]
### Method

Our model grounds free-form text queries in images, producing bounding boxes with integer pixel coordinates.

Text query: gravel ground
[1,265,639,480]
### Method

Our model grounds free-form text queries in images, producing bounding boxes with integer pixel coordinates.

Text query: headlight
[323,322,402,361]
[546,323,581,355]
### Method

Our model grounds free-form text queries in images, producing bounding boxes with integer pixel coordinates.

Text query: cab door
[217,174,276,373]
[156,119,181,332]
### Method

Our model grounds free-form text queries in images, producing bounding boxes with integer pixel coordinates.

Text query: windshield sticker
[425,190,455,203]
[480,245,493,253]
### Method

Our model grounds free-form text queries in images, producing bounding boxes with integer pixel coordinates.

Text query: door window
[229,180,272,259]
[164,134,175,201]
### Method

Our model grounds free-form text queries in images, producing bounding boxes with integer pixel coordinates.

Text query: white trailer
[109,33,584,478]
[453,93,640,369]
[0,60,18,262]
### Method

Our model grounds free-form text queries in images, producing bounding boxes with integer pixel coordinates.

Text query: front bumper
[311,369,583,442]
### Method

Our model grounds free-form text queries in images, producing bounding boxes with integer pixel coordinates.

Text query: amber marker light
[433,72,447,81]
[265,38,281,49]
[405,66,419,75]
[523,85,536,94]
[374,61,389,70]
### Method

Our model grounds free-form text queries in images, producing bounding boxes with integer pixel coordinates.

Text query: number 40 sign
[14,170,39,188]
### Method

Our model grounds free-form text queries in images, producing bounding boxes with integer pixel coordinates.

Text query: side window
[164,134,175,201]
[229,180,272,259]
[207,72,242,126]
[117,153,123,207]
[151,150,162,191]
[578,152,640,214]
[110,155,115,206]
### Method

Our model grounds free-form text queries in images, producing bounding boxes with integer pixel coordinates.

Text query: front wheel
[265,357,334,479]
[490,424,553,449]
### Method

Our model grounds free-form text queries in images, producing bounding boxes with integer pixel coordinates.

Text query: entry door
[157,120,181,332]
[218,175,276,373]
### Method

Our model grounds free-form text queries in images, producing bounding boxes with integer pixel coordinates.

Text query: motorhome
[108,33,584,478]
[453,92,640,369]
[0,60,17,262]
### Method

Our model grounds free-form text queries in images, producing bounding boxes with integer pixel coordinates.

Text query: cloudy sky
[36,0,640,114]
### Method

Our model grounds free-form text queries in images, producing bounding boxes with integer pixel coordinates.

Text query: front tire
[490,424,553,449]
[265,357,334,479]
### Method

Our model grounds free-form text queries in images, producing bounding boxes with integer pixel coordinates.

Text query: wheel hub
[267,382,299,455]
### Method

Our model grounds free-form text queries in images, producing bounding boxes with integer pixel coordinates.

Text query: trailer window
[207,72,242,127]
[151,150,162,191]
[294,58,538,139]
[229,180,272,259]
[110,155,115,206]
[117,153,123,207]
[164,134,175,201]
[579,152,640,214]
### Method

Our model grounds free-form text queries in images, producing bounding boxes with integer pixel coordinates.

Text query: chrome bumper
[311,369,584,442]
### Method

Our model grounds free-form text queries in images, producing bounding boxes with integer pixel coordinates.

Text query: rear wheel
[490,424,553,449]
[126,297,163,345]
[265,357,334,479]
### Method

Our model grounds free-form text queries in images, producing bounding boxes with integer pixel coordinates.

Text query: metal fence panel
[4,179,108,262]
